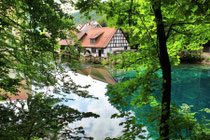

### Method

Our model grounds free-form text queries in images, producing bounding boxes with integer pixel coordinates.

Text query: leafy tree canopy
[73,0,210,139]
[0,0,99,139]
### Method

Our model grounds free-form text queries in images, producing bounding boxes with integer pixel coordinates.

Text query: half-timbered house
[59,21,130,58]
[80,27,130,58]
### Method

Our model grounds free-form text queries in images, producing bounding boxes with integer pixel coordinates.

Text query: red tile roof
[58,25,116,48]
[81,27,116,48]
[89,31,104,39]
[77,32,87,40]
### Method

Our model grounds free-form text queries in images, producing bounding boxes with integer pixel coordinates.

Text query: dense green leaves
[0,0,99,139]
[75,0,210,139]
[0,93,99,139]
[105,112,149,140]
[1,0,209,139]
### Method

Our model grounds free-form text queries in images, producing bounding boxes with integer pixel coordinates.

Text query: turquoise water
[106,64,210,139]
[110,64,210,115]
[58,64,210,139]
[171,64,210,120]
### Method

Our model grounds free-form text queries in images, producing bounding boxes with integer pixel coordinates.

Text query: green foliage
[0,0,99,139]
[205,57,210,62]
[105,112,149,140]
[74,0,210,139]
[107,69,161,108]
[107,79,210,139]
[169,104,210,140]
[1,0,76,90]
[97,15,109,27]
[0,93,99,139]
[106,70,162,138]
[179,50,204,63]
[101,59,109,65]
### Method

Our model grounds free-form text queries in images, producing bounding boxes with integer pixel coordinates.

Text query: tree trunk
[152,1,171,139]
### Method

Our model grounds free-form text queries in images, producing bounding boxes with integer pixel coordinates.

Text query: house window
[91,48,96,53]
[90,39,96,44]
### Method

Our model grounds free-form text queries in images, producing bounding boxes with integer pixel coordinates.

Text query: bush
[101,59,109,65]
[205,57,210,62]
[179,50,204,63]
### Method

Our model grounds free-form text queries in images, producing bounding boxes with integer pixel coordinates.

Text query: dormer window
[89,31,104,45]
[90,39,96,44]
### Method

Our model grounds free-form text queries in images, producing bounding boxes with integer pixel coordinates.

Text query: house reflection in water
[2,72,29,101]
[77,67,116,85]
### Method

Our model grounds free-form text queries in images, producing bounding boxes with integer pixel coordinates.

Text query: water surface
[38,64,210,139]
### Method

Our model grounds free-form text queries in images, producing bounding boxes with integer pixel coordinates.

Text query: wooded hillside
[72,11,101,25]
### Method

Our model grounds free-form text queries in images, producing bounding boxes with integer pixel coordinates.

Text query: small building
[59,21,130,58]
[80,27,130,58]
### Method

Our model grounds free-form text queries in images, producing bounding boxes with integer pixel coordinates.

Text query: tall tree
[0,0,98,139]
[151,0,171,138]
[74,0,210,139]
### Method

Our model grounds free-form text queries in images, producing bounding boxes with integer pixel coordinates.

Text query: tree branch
[129,0,133,26]
[0,14,25,29]
[166,21,210,26]
[171,28,195,36]
[137,13,160,59]
[175,0,181,6]
[165,24,174,41]
[27,120,35,140]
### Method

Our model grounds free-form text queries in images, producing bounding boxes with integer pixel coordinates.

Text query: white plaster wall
[81,47,132,58]
[103,47,131,57]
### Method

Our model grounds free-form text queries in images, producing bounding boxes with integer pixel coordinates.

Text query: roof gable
[106,29,129,48]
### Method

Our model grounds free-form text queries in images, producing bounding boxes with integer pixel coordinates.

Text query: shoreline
[181,52,210,65]
[201,52,210,65]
